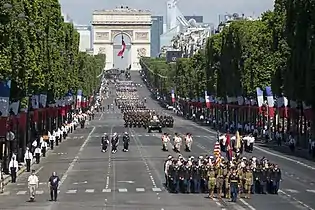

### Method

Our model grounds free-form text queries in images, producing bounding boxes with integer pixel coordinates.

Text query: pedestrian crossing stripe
[2,188,164,195]
[85,189,94,193]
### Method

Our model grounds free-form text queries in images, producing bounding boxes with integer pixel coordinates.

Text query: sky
[59,0,275,25]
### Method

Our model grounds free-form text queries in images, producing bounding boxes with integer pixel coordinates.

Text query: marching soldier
[216,164,224,198]
[207,165,216,198]
[191,161,200,193]
[200,161,208,193]
[244,167,253,198]
[229,169,240,202]
[223,165,231,199]
[271,164,281,194]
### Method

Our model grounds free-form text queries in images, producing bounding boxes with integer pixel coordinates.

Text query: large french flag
[171,89,175,103]
[76,90,82,108]
[0,80,11,117]
[265,86,275,118]
[205,91,210,108]
[117,35,126,58]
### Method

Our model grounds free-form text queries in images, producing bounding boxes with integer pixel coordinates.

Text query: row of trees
[140,0,314,111]
[0,0,105,108]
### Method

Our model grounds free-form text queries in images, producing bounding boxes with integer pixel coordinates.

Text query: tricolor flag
[0,80,11,117]
[76,90,82,108]
[265,86,275,118]
[171,89,175,103]
[117,35,126,58]
[256,87,264,113]
[205,91,210,108]
[225,133,233,161]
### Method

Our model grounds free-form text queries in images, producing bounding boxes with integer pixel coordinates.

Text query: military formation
[114,81,174,129]
[164,154,281,202]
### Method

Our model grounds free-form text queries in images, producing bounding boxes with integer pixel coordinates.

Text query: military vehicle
[147,120,162,133]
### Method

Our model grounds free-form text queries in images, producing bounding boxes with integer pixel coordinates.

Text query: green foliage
[141,0,315,113]
[0,0,105,107]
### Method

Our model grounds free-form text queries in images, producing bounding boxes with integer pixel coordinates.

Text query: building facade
[184,15,203,23]
[150,16,163,57]
[74,25,92,52]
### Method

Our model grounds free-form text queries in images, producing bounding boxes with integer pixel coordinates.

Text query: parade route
[0,72,314,210]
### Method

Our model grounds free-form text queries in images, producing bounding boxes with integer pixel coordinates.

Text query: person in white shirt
[24,147,33,172]
[41,140,48,157]
[49,131,55,150]
[9,155,18,183]
[34,146,41,164]
[54,129,60,146]
[31,140,37,154]
[28,170,39,201]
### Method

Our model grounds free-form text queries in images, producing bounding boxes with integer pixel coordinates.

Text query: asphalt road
[0,72,314,210]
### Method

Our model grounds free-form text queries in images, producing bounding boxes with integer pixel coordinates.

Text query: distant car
[147,120,162,133]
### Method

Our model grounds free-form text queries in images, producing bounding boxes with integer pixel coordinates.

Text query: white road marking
[17,183,25,186]
[152,188,162,192]
[0,191,10,195]
[138,134,142,137]
[85,189,95,193]
[36,190,44,194]
[17,191,27,195]
[99,113,104,120]
[59,127,96,188]
[306,189,315,193]
[279,189,314,210]
[145,134,149,136]
[102,189,111,192]
[80,136,84,139]
[66,190,77,194]
[239,198,256,210]
[136,188,145,192]
[73,136,78,139]
[118,188,127,192]
[195,124,315,170]
[284,189,300,193]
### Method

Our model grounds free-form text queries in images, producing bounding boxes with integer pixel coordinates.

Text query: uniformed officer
[41,140,48,157]
[271,164,281,194]
[223,165,230,198]
[216,164,224,198]
[244,167,253,198]
[172,161,180,193]
[207,165,216,198]
[24,147,33,172]
[182,161,191,193]
[191,161,201,193]
[229,169,240,202]
[34,146,41,164]
[9,155,18,183]
[200,161,208,193]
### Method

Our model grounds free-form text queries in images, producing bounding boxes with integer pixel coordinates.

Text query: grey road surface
[1,72,315,210]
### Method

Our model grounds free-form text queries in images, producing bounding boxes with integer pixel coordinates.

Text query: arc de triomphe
[92,7,152,70]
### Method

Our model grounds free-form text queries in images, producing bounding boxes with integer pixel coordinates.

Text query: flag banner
[31,95,40,109]
[117,35,126,58]
[76,90,82,108]
[0,80,11,117]
[39,94,47,108]
[256,87,264,113]
[205,91,211,108]
[171,89,175,103]
[9,101,20,115]
[265,86,275,118]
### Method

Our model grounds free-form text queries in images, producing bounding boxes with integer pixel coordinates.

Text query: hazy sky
[59,0,275,25]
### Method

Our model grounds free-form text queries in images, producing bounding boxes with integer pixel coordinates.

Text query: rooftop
[93,6,151,15]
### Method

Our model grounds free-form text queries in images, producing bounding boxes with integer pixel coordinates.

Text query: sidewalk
[256,141,314,161]
[1,120,91,187]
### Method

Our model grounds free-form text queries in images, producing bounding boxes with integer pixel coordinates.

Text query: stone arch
[112,32,132,45]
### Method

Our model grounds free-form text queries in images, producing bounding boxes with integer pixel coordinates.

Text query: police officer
[229,169,240,202]
[122,132,130,152]
[48,172,60,201]
[111,133,119,153]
